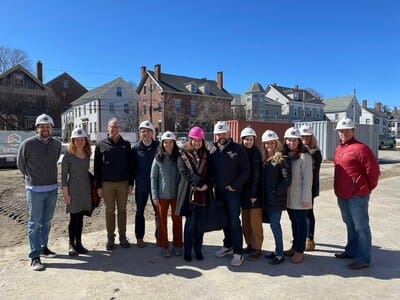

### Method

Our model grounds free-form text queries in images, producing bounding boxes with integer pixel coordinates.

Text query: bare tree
[0,46,32,73]
[305,87,323,99]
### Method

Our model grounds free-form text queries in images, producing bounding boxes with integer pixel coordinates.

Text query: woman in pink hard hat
[176,126,212,262]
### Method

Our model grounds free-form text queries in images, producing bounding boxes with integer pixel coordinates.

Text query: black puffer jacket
[240,145,262,209]
[262,153,291,210]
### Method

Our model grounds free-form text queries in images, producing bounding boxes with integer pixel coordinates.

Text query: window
[144,85,147,94]
[78,107,81,117]
[116,87,122,97]
[375,119,380,125]
[15,74,23,87]
[63,80,69,88]
[89,122,92,133]
[75,108,78,117]
[175,99,182,113]
[191,84,196,93]
[89,103,92,114]
[366,118,371,124]
[94,102,97,113]
[94,122,97,132]
[83,105,86,115]
[143,102,147,115]
[124,103,129,113]
[109,103,115,112]
[190,100,197,117]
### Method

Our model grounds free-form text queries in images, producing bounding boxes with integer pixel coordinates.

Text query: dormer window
[199,84,209,95]
[191,84,197,93]
[15,73,23,87]
[293,92,299,100]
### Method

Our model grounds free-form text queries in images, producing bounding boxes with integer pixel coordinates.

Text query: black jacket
[210,139,249,192]
[94,135,133,188]
[240,145,262,209]
[309,148,322,198]
[131,139,159,192]
[262,153,291,210]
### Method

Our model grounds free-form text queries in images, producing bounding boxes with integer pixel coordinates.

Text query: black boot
[68,240,77,256]
[75,239,88,254]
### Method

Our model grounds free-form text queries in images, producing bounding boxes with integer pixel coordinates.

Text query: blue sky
[1,0,399,109]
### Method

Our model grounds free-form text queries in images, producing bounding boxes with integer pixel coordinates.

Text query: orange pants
[156,199,182,249]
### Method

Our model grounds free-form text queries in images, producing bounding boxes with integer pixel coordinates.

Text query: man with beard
[131,120,159,247]
[211,121,249,267]
[17,114,61,271]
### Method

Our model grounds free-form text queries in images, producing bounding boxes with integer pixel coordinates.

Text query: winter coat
[262,153,291,211]
[131,139,159,193]
[150,153,179,200]
[334,137,380,200]
[309,148,322,198]
[240,145,262,209]
[210,139,249,192]
[176,147,211,218]
[286,151,313,210]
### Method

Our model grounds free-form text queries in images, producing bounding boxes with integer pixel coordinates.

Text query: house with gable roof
[232,82,282,121]
[136,64,233,135]
[265,84,324,122]
[360,100,388,134]
[388,107,400,139]
[323,95,361,123]
[0,62,55,130]
[61,77,138,141]
[46,71,87,130]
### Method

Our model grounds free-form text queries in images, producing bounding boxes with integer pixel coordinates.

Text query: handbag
[197,189,227,233]
[84,171,101,217]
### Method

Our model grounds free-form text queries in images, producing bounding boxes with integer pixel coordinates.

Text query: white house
[61,77,138,142]
[265,84,324,122]
[323,95,361,123]
[360,100,388,134]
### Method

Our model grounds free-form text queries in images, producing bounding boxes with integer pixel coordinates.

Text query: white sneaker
[230,254,244,266]
[31,257,44,271]
[215,247,233,258]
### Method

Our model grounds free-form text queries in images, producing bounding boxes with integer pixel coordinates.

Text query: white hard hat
[336,118,355,130]
[240,127,256,139]
[284,127,301,139]
[213,121,230,134]
[139,120,154,131]
[161,131,176,141]
[71,128,88,139]
[35,114,54,126]
[262,130,279,142]
[299,124,314,136]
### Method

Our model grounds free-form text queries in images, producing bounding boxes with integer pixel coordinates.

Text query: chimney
[294,84,299,91]
[394,106,398,114]
[375,101,382,112]
[140,66,146,78]
[362,99,367,109]
[154,64,161,80]
[37,61,43,82]
[217,71,223,89]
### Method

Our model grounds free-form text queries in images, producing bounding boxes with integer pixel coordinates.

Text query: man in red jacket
[333,118,380,270]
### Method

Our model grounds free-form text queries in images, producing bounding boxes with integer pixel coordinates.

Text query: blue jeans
[216,190,243,255]
[287,209,307,253]
[268,209,283,257]
[337,195,371,265]
[135,189,158,240]
[26,189,58,259]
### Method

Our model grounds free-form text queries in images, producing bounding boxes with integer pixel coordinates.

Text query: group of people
[17,114,379,272]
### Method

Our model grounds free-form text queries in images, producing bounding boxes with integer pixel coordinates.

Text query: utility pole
[149,83,153,124]
[353,88,356,122]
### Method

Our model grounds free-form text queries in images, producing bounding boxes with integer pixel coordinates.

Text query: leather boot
[75,239,88,254]
[68,240,77,256]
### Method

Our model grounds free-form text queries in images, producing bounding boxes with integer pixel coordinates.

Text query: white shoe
[230,254,244,266]
[215,247,233,258]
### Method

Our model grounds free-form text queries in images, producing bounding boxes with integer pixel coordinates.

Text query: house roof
[266,84,323,104]
[138,71,233,99]
[45,72,87,91]
[71,77,135,105]
[0,64,48,91]
[246,82,265,94]
[265,97,283,106]
[363,107,388,118]
[323,96,356,113]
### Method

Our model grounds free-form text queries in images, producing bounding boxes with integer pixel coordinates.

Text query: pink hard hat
[188,126,204,140]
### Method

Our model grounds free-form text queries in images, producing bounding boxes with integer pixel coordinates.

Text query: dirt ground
[1,159,399,249]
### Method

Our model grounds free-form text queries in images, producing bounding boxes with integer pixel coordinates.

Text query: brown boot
[292,252,304,264]
[305,238,315,251]
[283,248,295,257]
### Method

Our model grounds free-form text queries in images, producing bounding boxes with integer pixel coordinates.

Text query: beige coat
[287,152,312,210]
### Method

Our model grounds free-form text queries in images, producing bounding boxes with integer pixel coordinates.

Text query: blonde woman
[261,130,291,265]
[61,128,92,256]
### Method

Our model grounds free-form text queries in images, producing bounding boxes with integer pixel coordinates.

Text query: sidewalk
[1,175,399,299]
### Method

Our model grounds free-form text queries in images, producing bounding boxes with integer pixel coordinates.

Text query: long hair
[67,138,91,156]
[282,138,310,160]
[261,140,284,166]
[306,135,319,150]
[155,140,180,162]
[183,137,208,154]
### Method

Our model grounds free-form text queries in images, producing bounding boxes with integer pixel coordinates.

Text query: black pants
[69,212,84,243]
